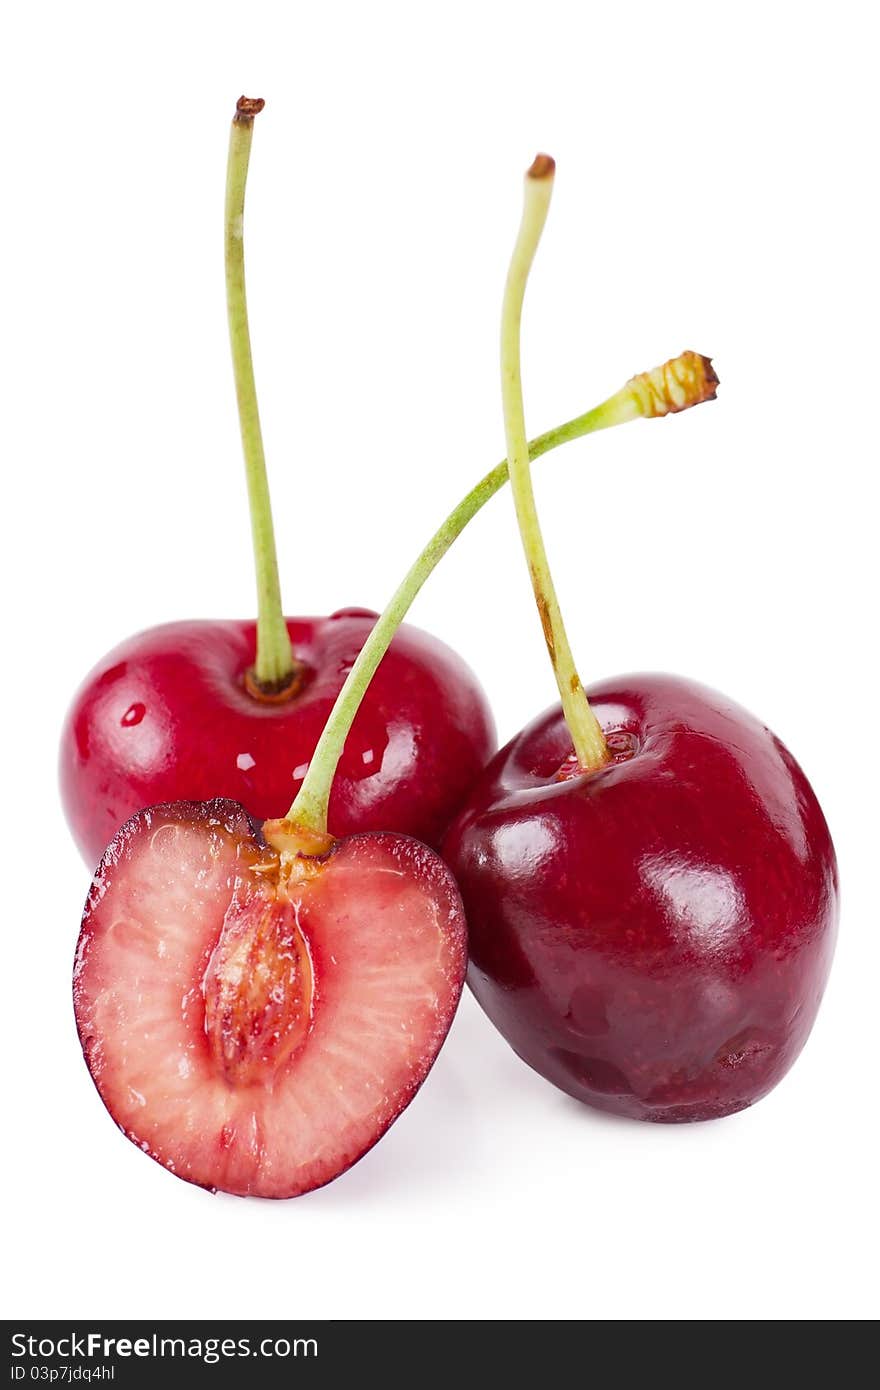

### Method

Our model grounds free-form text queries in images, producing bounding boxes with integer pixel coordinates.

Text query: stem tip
[527,153,556,180]
[234,96,265,124]
[697,354,720,398]
[626,350,720,418]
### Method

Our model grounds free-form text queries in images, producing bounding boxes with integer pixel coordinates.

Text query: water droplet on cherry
[120,702,146,728]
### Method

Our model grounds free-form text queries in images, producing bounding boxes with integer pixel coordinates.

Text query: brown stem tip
[701,355,720,396]
[234,96,265,124]
[527,153,556,180]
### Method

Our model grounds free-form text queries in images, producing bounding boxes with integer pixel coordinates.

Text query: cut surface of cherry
[443,674,838,1122]
[74,799,467,1197]
[60,611,495,865]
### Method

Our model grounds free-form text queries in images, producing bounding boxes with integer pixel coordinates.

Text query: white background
[3,1,877,1322]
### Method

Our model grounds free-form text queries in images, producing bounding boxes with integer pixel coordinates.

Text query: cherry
[75,799,467,1196]
[443,155,838,1122]
[59,97,498,864]
[60,611,495,863]
[444,675,838,1121]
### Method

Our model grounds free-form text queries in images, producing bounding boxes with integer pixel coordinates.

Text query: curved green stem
[287,347,717,834]
[225,97,295,690]
[501,155,607,771]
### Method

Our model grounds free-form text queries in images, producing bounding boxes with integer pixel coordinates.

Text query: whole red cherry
[59,98,495,864]
[60,611,494,865]
[444,673,838,1121]
[448,153,838,1123]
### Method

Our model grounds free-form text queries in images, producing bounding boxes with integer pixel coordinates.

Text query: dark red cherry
[443,673,838,1122]
[60,611,495,865]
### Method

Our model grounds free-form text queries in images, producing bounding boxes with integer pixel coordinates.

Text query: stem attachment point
[243,664,306,705]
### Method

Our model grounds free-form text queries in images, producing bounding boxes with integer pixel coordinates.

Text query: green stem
[225,97,295,691]
[501,155,608,772]
[286,346,717,834]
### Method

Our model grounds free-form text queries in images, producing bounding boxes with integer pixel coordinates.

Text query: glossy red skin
[60,611,496,866]
[443,674,838,1122]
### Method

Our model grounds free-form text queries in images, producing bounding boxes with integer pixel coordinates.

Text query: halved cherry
[74,799,466,1197]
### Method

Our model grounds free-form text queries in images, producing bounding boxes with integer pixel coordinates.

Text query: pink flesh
[74,801,467,1197]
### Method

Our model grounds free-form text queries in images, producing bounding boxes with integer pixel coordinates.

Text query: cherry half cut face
[443,673,838,1123]
[74,799,467,1196]
[60,610,496,866]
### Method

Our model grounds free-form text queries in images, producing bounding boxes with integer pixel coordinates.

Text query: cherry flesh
[60,610,496,865]
[443,673,838,1122]
[74,798,467,1197]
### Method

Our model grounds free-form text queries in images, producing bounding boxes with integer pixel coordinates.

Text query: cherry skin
[60,610,496,865]
[443,673,838,1122]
